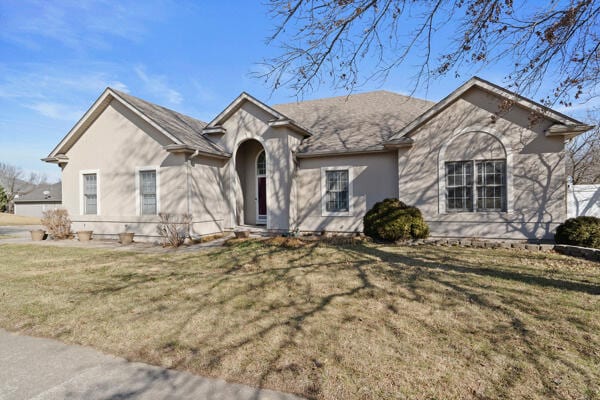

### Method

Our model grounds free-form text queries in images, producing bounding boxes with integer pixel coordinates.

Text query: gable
[65,99,174,165]
[202,92,311,139]
[389,77,591,141]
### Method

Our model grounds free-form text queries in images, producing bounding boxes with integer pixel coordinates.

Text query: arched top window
[439,129,512,213]
[256,150,266,176]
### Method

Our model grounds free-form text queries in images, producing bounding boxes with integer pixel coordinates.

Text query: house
[13,182,62,218]
[43,77,591,241]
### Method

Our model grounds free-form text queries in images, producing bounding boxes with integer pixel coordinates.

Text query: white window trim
[135,166,160,216]
[255,150,267,224]
[321,166,353,217]
[438,126,513,214]
[79,169,100,216]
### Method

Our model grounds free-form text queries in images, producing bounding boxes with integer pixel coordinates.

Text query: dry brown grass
[0,241,599,399]
[0,213,40,226]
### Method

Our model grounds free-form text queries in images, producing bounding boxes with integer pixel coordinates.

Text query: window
[83,173,97,215]
[325,170,349,212]
[139,170,157,215]
[256,150,266,175]
[445,160,506,212]
[446,161,473,211]
[476,160,506,211]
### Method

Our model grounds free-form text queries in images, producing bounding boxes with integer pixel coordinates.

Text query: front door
[257,176,266,223]
[256,150,267,224]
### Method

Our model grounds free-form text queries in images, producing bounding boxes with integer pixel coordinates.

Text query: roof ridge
[272,89,433,107]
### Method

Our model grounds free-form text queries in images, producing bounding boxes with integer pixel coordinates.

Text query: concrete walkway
[0,329,304,400]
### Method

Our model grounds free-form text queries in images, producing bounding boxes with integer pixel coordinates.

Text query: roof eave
[202,126,227,135]
[383,138,414,149]
[545,124,594,139]
[296,148,395,158]
[268,119,312,137]
[42,154,69,165]
[163,144,231,160]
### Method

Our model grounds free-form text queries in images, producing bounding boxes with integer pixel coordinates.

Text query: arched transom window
[256,150,266,176]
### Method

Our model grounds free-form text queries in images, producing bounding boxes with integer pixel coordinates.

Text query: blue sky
[0,1,594,182]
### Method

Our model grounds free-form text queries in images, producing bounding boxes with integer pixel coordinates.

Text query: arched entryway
[235,139,267,225]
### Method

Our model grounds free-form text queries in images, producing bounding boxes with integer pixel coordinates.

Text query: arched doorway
[235,139,267,225]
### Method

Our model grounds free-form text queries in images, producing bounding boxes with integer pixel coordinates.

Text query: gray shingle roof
[111,89,228,156]
[273,91,434,154]
[14,182,61,203]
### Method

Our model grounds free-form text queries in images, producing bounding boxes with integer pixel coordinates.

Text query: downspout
[186,148,200,216]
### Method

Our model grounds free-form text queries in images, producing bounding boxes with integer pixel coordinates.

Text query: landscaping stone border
[398,238,599,262]
[553,244,600,262]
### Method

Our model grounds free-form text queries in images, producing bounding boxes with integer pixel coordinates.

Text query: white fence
[567,184,600,218]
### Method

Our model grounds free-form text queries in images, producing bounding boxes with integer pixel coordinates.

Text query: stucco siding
[61,99,188,238]
[399,87,567,240]
[296,152,398,232]
[217,102,295,231]
[188,157,228,235]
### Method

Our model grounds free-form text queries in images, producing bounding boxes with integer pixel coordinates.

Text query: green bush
[555,216,600,249]
[0,185,7,212]
[363,198,429,241]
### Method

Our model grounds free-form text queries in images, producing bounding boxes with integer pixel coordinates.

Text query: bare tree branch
[257,0,600,104]
[0,162,46,214]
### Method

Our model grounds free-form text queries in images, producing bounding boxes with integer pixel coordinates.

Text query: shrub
[156,213,191,247]
[0,185,7,212]
[363,198,429,242]
[41,209,72,239]
[555,216,600,249]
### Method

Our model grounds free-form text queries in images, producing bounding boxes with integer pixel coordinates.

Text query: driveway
[0,329,304,400]
[0,225,41,241]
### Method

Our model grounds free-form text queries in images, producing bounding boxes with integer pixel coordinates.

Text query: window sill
[322,211,353,217]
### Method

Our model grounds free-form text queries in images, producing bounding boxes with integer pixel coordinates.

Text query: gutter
[295,148,397,159]
[163,144,231,160]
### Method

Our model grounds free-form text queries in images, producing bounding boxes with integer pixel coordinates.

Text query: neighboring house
[14,182,62,218]
[568,184,600,218]
[43,77,591,240]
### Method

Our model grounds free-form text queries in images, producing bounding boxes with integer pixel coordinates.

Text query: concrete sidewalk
[0,329,304,400]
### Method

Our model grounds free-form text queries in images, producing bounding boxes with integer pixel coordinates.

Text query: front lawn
[0,241,598,399]
[0,212,40,225]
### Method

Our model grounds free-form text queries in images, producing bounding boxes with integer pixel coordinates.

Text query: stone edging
[553,244,600,262]
[402,239,600,262]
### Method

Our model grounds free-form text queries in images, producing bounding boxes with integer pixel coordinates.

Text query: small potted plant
[77,224,93,241]
[119,225,135,245]
[30,229,46,241]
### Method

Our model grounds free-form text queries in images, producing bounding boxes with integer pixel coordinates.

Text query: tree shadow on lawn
[149,242,597,399]
[340,243,600,397]
[351,243,600,295]
[14,241,598,399]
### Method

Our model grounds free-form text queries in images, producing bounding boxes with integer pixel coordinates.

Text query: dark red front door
[258,176,267,220]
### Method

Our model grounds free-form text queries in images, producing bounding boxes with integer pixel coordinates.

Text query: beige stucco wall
[61,99,192,238]
[295,152,399,232]
[211,101,303,231]
[188,156,228,236]
[398,87,567,240]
